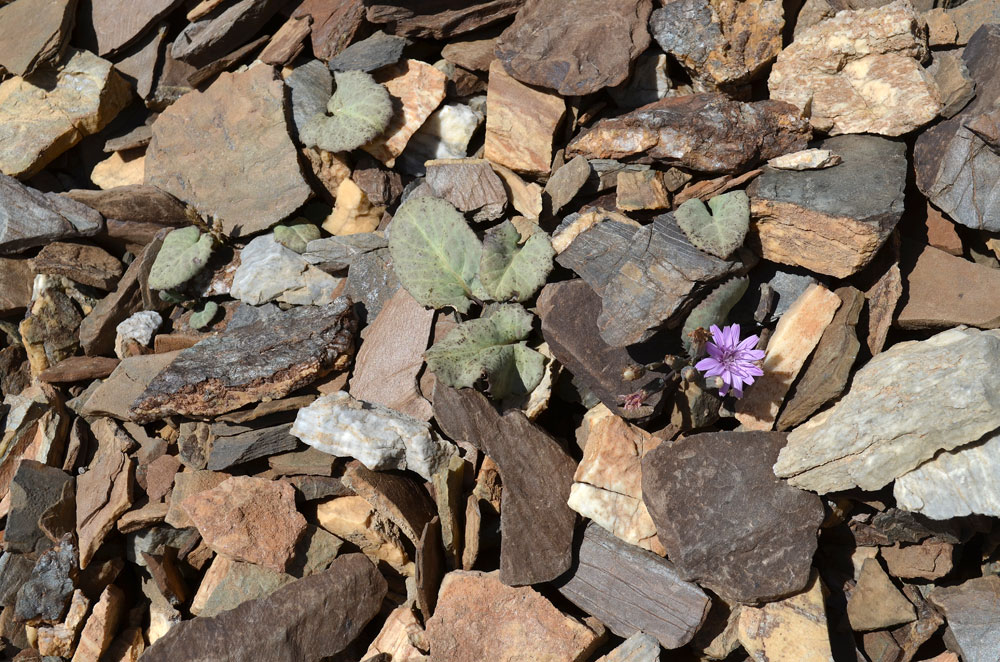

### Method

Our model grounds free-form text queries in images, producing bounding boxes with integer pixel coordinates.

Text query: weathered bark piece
[365,0,526,39]
[90,0,182,55]
[748,135,907,278]
[643,431,824,603]
[364,60,447,167]
[130,300,356,422]
[6,460,74,554]
[557,523,709,649]
[292,0,365,61]
[928,576,1000,662]
[206,423,300,472]
[0,257,34,313]
[424,159,508,223]
[31,242,123,290]
[847,559,915,632]
[169,0,285,68]
[0,0,76,76]
[0,49,131,179]
[898,245,1000,330]
[0,175,103,255]
[145,65,312,239]
[865,260,902,356]
[342,461,436,547]
[775,327,1000,493]
[777,287,863,430]
[736,284,842,430]
[738,574,834,662]
[567,94,810,175]
[495,0,652,95]
[433,385,577,586]
[769,0,941,136]
[567,405,664,553]
[558,213,744,347]
[650,0,783,89]
[141,554,386,662]
[484,61,565,177]
[349,288,434,421]
[76,419,135,568]
[427,570,602,662]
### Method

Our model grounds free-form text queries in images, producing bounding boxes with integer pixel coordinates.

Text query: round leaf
[479,221,555,302]
[148,226,214,290]
[675,190,750,259]
[300,70,393,153]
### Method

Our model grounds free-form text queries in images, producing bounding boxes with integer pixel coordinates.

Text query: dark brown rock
[495,0,652,95]
[185,34,270,88]
[424,158,508,223]
[112,22,168,99]
[557,213,744,346]
[882,540,954,580]
[416,516,444,619]
[145,65,312,239]
[292,0,365,61]
[37,356,120,384]
[19,288,82,375]
[268,447,338,477]
[343,460,436,546]
[169,0,285,68]
[433,385,576,586]
[365,0,526,39]
[928,575,1000,661]
[0,258,34,315]
[90,0,182,55]
[258,13,311,66]
[557,523,709,649]
[567,94,811,175]
[141,554,386,662]
[0,0,76,76]
[31,242,123,290]
[442,35,497,72]
[642,431,825,603]
[0,174,103,256]
[206,423,300,471]
[897,245,1000,330]
[64,185,190,228]
[130,300,356,422]
[6,461,74,554]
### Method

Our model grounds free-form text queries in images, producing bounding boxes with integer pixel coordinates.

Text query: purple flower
[694,323,765,398]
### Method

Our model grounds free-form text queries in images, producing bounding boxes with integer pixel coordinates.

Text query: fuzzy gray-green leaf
[388,196,482,312]
[479,221,555,302]
[299,70,393,153]
[189,301,219,330]
[675,190,750,259]
[424,303,545,399]
[681,277,749,356]
[148,226,214,290]
[274,221,321,253]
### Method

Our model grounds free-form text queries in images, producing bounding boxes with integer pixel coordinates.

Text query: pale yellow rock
[72,584,125,662]
[365,59,447,167]
[303,146,352,199]
[364,605,428,662]
[0,49,131,178]
[567,404,665,555]
[767,149,841,171]
[768,1,941,136]
[489,162,543,218]
[37,590,90,657]
[91,151,145,189]
[322,178,385,235]
[316,495,412,574]
[924,8,958,46]
[851,546,880,581]
[738,573,834,662]
[736,284,841,430]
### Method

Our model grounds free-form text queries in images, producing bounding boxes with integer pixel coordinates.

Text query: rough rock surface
[145,65,311,239]
[0,0,76,76]
[748,135,907,278]
[642,431,824,603]
[847,558,915,631]
[32,242,123,290]
[738,574,834,662]
[928,576,1000,662]
[775,327,1000,493]
[89,0,183,55]
[230,235,343,307]
[424,159,508,222]
[495,0,652,96]
[6,460,74,554]
[898,245,1000,329]
[76,419,134,568]
[169,0,285,68]
[769,0,941,136]
[566,94,810,174]
[364,60,447,167]
[130,300,356,422]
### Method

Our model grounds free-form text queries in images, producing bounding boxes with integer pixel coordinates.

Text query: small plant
[273,221,321,253]
[675,190,750,259]
[681,277,748,357]
[188,301,219,330]
[300,70,393,153]
[147,226,214,291]
[694,323,765,399]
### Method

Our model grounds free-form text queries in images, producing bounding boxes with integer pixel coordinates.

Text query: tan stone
[738,574,834,662]
[882,541,954,580]
[484,60,565,177]
[37,590,89,657]
[316,495,411,573]
[164,469,230,529]
[924,8,958,46]
[489,162,543,218]
[769,0,941,136]
[615,170,671,211]
[365,605,428,662]
[101,626,145,662]
[181,476,307,573]
[897,246,1000,330]
[302,146,351,199]
[71,585,125,662]
[91,151,145,189]
[76,419,135,568]
[322,178,385,235]
[426,571,603,662]
[567,404,664,555]
[736,284,841,430]
[925,204,962,255]
[0,49,131,178]
[847,558,915,631]
[364,59,447,167]
[767,149,842,170]
[551,210,640,254]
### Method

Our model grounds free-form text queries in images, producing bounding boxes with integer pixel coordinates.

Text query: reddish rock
[882,541,954,580]
[37,357,120,384]
[897,245,1000,330]
[90,0,182,55]
[293,0,365,61]
[925,205,963,256]
[365,0,525,39]
[0,0,76,76]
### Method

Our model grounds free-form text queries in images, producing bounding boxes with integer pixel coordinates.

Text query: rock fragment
[31,242,123,290]
[72,584,125,662]
[230,235,343,307]
[928,576,1000,662]
[170,0,285,68]
[6,460,74,554]
[767,149,841,170]
[14,536,77,626]
[323,179,385,236]
[0,0,75,76]
[364,0,525,39]
[882,540,954,580]
[424,159,508,222]
[737,574,834,662]
[847,559,915,631]
[364,60,447,167]
[0,175,104,255]
[926,50,976,119]
[898,245,1000,329]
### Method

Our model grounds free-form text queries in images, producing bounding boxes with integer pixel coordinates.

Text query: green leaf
[675,190,750,259]
[148,226,214,290]
[189,301,219,330]
[425,304,545,399]
[681,277,749,357]
[479,221,555,302]
[299,70,393,153]
[274,221,321,253]
[388,196,482,313]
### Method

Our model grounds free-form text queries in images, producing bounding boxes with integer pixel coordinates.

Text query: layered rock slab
[898,245,1000,329]
[0,174,103,255]
[775,327,1000,493]
[927,576,1000,662]
[0,0,76,76]
[737,574,834,662]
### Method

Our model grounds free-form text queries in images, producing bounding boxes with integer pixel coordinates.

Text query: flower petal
[710,324,724,344]
[695,357,720,371]
[743,349,766,361]
[737,335,760,351]
[706,343,723,359]
[728,323,741,346]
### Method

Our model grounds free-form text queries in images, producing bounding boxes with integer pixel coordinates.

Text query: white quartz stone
[398,102,483,171]
[229,235,342,306]
[114,310,162,358]
[767,149,842,170]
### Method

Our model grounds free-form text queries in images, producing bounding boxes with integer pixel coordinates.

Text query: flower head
[694,323,765,398]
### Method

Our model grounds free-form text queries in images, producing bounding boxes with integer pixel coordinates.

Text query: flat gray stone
[206,423,300,472]
[14,536,76,626]
[328,30,406,72]
[302,233,387,272]
[775,327,1000,493]
[0,174,103,255]
[170,0,286,68]
[229,235,343,306]
[928,576,1000,662]
[286,59,332,136]
[5,461,74,554]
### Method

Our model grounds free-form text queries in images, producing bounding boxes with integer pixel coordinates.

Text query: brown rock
[104,125,153,157]
[259,13,311,66]
[145,65,311,239]
[343,461,436,547]
[141,554,387,662]
[364,60,447,167]
[63,185,190,227]
[112,23,168,100]
[190,555,293,617]
[90,151,145,190]
[31,242,123,290]
[442,36,497,72]
[865,260,903,355]
[164,469,230,529]
[71,584,125,662]
[615,169,671,211]
[19,287,81,375]
[427,570,602,662]
[415,516,444,619]
[898,245,1000,330]
[76,419,135,568]
[349,288,434,421]
[116,501,168,533]
[738,573,834,662]
[0,0,76,76]
[6,460,74,554]
[567,93,810,174]
[0,49,131,178]
[926,50,976,119]
[292,0,365,61]
[90,0,180,55]
[490,162,544,217]
[434,385,577,586]
[946,0,1000,45]
[37,356,120,384]
[495,0,652,95]
[365,0,525,39]
[143,454,181,502]
[882,541,954,580]
[130,300,356,422]
[925,204,963,255]
[169,0,284,68]
[543,155,591,215]
[0,176,101,256]
[927,575,1000,662]
[736,284,842,430]
[316,496,411,573]
[424,158,508,222]
[80,351,179,421]
[847,558,915,632]
[0,258,33,314]
[142,548,187,606]
[181,476,307,573]
[924,8,958,46]
[484,60,566,177]
[36,590,89,658]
